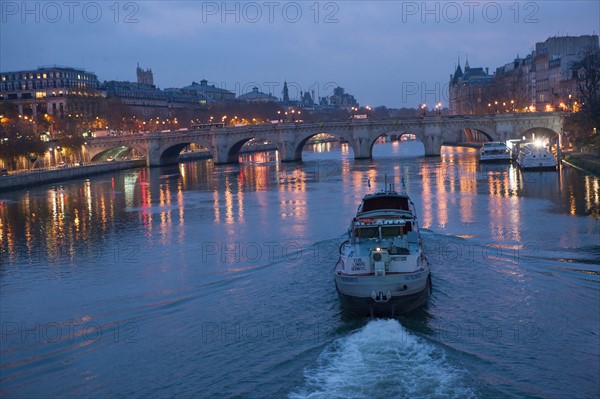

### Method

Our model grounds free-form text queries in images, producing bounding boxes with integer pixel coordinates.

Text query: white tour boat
[479,142,511,162]
[333,187,431,316]
[516,143,557,170]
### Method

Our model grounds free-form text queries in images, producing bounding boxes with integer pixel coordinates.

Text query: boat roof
[362,190,409,199]
[360,191,410,210]
[520,144,551,154]
[482,142,507,147]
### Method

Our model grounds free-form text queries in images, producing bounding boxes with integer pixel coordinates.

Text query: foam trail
[290,319,476,399]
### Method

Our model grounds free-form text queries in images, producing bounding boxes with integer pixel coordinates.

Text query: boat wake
[290,319,477,399]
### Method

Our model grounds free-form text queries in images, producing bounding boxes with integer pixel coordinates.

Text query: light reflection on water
[0,142,598,398]
[1,142,598,264]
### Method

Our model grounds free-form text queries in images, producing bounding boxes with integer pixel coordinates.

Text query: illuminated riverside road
[1,142,599,398]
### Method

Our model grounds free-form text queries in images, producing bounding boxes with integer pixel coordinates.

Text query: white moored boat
[333,187,431,316]
[516,143,556,170]
[479,142,511,162]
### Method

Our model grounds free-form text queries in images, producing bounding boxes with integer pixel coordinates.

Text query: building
[450,35,599,114]
[533,35,599,111]
[136,63,154,86]
[449,59,494,115]
[102,66,206,117]
[328,86,358,109]
[237,87,278,103]
[182,79,235,102]
[0,66,101,117]
[493,54,535,112]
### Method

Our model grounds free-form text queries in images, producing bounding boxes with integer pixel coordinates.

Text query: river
[1,141,599,398]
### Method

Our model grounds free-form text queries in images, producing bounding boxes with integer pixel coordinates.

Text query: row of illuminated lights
[33,89,99,98]
[199,116,269,125]
[419,103,444,114]
[1,72,92,81]
[486,99,580,113]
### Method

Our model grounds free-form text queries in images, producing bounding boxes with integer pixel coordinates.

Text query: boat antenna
[384,174,387,192]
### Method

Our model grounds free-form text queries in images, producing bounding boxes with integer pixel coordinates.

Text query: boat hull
[333,272,430,316]
[479,156,512,163]
[335,281,429,317]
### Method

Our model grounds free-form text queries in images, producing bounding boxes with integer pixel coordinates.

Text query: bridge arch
[520,126,560,140]
[87,143,147,162]
[293,130,354,161]
[156,138,212,166]
[461,127,494,142]
[361,129,426,158]
[220,135,280,164]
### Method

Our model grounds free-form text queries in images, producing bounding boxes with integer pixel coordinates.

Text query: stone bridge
[84,112,564,166]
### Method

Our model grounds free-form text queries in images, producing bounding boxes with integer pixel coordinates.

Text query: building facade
[450,35,599,115]
[0,66,101,117]
[183,80,235,102]
[102,66,206,117]
[449,59,494,115]
[237,87,278,103]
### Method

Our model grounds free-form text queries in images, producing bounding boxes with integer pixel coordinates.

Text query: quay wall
[0,160,146,192]
[562,153,600,177]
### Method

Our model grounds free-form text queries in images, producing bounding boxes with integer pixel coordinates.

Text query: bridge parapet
[84,112,564,166]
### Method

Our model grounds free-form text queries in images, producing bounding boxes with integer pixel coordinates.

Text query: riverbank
[0,159,146,191]
[562,152,600,177]
[0,147,272,192]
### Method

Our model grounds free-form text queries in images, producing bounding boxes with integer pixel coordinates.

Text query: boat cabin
[358,193,410,213]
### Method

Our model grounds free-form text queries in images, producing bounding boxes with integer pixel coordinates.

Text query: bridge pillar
[146,139,162,167]
[278,131,299,162]
[351,127,372,159]
[211,135,232,164]
[423,125,442,156]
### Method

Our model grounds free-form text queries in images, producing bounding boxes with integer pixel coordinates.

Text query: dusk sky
[1,1,599,108]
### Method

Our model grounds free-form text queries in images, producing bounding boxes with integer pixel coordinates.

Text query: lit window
[42,73,47,79]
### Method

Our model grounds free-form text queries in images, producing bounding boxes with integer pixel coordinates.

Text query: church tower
[136,63,154,86]
[283,81,289,103]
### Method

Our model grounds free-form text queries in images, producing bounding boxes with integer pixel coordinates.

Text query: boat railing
[357,209,414,219]
[339,240,349,254]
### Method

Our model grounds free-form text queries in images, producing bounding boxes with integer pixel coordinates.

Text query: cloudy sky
[1,1,599,108]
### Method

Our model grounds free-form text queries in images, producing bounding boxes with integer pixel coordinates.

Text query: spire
[283,81,289,103]
[465,56,470,69]
[451,58,463,84]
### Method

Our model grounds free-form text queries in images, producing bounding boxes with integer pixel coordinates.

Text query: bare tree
[564,50,600,149]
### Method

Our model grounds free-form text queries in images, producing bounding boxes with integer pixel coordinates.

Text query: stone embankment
[0,160,146,191]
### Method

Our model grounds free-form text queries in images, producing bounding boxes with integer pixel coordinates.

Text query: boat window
[362,196,408,212]
[356,227,379,239]
[405,222,412,232]
[382,226,403,237]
